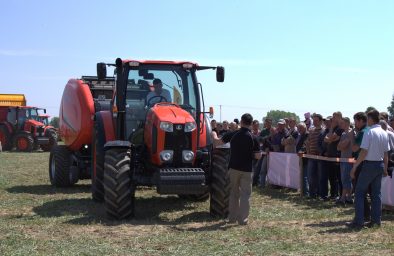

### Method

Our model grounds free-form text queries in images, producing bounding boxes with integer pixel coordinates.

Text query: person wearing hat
[146,78,172,106]
[271,119,287,152]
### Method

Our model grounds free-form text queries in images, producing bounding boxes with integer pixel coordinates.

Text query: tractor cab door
[125,79,148,144]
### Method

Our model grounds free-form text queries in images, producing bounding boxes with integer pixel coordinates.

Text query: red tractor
[0,96,58,152]
[50,59,230,219]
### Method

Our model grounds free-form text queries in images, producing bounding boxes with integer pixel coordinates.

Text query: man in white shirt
[347,110,390,229]
[146,79,172,106]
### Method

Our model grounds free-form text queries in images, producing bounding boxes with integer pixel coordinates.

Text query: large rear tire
[0,126,12,151]
[104,148,135,219]
[91,120,105,202]
[41,129,58,152]
[209,148,230,218]
[49,145,78,187]
[14,132,34,152]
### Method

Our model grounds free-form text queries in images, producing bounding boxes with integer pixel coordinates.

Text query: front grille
[37,126,45,134]
[164,125,192,166]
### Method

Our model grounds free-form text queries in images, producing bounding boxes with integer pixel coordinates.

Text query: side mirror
[209,106,214,118]
[216,66,225,82]
[97,63,107,80]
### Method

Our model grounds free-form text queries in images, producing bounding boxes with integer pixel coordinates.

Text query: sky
[1,0,393,123]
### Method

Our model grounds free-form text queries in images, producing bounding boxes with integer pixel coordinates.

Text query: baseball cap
[277,119,286,125]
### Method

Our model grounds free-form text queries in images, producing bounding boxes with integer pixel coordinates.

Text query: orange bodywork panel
[198,114,211,148]
[59,79,95,151]
[24,119,45,134]
[144,103,197,166]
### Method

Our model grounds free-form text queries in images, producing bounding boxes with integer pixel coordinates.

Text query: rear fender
[98,111,115,142]
[0,122,13,134]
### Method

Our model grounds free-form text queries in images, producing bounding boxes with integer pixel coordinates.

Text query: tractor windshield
[125,65,199,139]
[127,66,198,112]
[29,108,39,121]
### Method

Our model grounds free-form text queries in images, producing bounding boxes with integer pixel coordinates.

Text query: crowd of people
[210,110,394,228]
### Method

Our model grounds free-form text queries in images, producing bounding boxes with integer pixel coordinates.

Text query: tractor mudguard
[104,140,131,150]
[96,111,115,143]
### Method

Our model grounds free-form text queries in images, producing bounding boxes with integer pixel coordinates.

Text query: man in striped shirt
[305,114,324,198]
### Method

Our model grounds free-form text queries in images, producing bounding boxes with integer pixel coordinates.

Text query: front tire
[41,129,58,152]
[104,148,135,219]
[49,145,78,187]
[14,132,34,152]
[209,148,230,218]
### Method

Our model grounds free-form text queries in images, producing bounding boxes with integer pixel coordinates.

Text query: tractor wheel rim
[18,138,28,150]
[50,154,56,179]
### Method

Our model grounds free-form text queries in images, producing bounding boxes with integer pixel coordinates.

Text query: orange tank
[59,79,95,151]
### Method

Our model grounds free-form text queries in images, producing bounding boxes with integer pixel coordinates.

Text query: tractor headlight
[160,122,173,132]
[184,122,196,132]
[160,150,174,162]
[182,150,195,163]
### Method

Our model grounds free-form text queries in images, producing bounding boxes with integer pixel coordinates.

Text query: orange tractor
[0,94,57,152]
[50,59,230,219]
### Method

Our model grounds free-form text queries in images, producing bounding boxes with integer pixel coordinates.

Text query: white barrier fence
[266,152,394,207]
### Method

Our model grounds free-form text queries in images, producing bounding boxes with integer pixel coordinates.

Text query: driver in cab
[146,79,172,106]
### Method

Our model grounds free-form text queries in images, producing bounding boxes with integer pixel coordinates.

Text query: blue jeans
[340,162,353,190]
[319,161,329,198]
[259,155,268,188]
[354,161,384,225]
[307,159,321,197]
[253,158,263,186]
[302,159,309,196]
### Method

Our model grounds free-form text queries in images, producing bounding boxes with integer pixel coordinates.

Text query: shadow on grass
[32,196,220,228]
[259,187,339,210]
[6,184,91,195]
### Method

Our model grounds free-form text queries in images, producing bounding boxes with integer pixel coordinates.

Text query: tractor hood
[150,103,195,124]
[26,119,45,127]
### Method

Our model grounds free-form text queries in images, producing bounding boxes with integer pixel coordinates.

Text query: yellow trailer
[0,94,26,106]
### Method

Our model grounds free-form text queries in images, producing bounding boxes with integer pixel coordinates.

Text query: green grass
[0,151,393,255]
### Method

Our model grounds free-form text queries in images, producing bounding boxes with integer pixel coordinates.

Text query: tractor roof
[123,59,198,66]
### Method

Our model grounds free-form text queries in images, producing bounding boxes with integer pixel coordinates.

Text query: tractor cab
[124,63,201,146]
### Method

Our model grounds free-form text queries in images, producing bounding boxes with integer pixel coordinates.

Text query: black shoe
[345,221,364,230]
[335,199,346,206]
[366,221,381,228]
[345,199,354,205]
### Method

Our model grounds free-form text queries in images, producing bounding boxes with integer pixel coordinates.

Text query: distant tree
[264,110,300,125]
[50,117,59,128]
[387,93,394,118]
[365,106,377,113]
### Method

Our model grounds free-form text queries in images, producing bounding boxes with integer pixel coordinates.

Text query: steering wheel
[147,95,169,107]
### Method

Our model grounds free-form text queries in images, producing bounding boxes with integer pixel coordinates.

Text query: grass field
[0,152,393,255]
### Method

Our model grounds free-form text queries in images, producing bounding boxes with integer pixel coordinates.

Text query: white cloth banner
[382,176,394,206]
[267,152,300,189]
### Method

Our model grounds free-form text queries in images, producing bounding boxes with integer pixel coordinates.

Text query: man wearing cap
[271,119,287,152]
[347,110,390,229]
[146,79,172,106]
